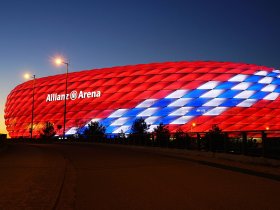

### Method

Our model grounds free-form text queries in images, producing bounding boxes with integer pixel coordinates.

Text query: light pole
[191,122,196,132]
[24,73,36,139]
[55,58,69,140]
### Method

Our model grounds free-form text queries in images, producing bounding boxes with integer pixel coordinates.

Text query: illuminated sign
[46,90,101,102]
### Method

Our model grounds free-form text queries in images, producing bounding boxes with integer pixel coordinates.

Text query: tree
[205,124,226,151]
[174,128,190,149]
[131,117,149,134]
[40,122,56,139]
[117,129,127,144]
[153,123,170,147]
[84,121,106,141]
[130,118,150,145]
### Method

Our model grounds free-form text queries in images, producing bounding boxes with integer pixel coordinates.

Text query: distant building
[4,61,280,138]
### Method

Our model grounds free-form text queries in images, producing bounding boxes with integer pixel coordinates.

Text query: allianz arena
[4,61,280,138]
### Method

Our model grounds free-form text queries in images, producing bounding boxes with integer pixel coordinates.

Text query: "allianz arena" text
[46,90,101,102]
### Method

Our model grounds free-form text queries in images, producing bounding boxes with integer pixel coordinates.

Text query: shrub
[153,123,170,147]
[84,121,106,141]
[130,118,150,145]
[40,122,56,139]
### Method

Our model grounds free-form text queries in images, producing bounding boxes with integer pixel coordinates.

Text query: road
[0,143,279,210]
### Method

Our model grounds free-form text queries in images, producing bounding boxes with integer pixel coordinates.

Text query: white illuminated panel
[148,125,158,132]
[261,84,276,92]
[108,109,128,118]
[273,70,280,73]
[200,89,224,98]
[145,116,160,124]
[259,77,273,84]
[203,107,228,116]
[170,116,193,124]
[255,71,268,76]
[169,107,192,116]
[231,82,251,90]
[264,92,279,100]
[66,127,78,135]
[197,81,219,89]
[237,99,257,107]
[137,108,158,117]
[228,74,248,82]
[112,126,130,134]
[111,117,129,126]
[168,98,192,107]
[165,90,189,98]
[136,99,158,108]
[203,98,226,107]
[234,90,255,99]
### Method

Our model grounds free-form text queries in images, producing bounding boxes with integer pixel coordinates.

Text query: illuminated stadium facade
[4,61,280,138]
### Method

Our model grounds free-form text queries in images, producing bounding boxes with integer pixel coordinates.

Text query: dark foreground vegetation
[6,119,280,159]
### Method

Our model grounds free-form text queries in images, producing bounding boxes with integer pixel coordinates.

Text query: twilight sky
[1,0,280,134]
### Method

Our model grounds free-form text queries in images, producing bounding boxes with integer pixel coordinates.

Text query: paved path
[0,143,280,210]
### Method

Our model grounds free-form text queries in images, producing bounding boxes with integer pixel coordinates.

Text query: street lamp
[54,57,69,140]
[24,73,36,139]
[190,122,196,134]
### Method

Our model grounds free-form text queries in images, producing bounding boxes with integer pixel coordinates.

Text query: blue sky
[1,0,280,134]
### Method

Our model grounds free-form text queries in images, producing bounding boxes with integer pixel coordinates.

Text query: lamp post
[191,122,196,133]
[24,73,36,139]
[55,58,69,140]
[31,75,36,139]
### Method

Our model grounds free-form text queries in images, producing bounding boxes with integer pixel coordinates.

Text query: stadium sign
[46,90,101,102]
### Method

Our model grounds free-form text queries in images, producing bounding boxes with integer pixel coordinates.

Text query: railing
[5,130,280,159]
[93,130,280,159]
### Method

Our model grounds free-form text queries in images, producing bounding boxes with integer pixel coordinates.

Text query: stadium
[4,61,280,138]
